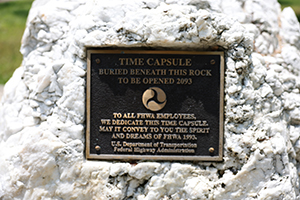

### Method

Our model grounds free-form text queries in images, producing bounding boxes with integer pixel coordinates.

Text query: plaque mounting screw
[209,147,215,153]
[95,59,101,64]
[95,145,101,151]
[210,59,215,65]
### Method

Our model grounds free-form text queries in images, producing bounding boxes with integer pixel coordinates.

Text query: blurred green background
[0,0,299,84]
[0,0,33,84]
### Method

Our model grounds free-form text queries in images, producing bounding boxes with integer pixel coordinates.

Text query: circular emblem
[142,87,167,111]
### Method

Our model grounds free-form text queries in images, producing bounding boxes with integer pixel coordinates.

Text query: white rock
[280,7,300,49]
[1,0,300,199]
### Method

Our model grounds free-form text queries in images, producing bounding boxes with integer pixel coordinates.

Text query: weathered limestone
[1,0,300,199]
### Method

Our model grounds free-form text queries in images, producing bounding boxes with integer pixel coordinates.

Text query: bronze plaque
[86,49,224,161]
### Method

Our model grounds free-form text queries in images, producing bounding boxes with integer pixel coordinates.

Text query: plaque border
[86,49,224,161]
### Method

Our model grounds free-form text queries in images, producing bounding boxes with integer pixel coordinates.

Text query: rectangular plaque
[86,49,224,161]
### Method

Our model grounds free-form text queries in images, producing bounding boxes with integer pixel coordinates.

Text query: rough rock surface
[1,0,300,199]
[0,85,3,102]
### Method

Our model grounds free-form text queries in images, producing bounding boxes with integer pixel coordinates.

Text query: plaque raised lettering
[86,49,224,161]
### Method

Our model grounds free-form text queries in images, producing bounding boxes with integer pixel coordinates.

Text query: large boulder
[1,0,300,199]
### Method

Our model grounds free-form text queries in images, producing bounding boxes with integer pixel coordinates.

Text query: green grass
[0,1,299,85]
[0,0,33,84]
[278,0,300,21]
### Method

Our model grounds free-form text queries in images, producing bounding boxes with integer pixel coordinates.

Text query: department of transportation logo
[142,87,167,111]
